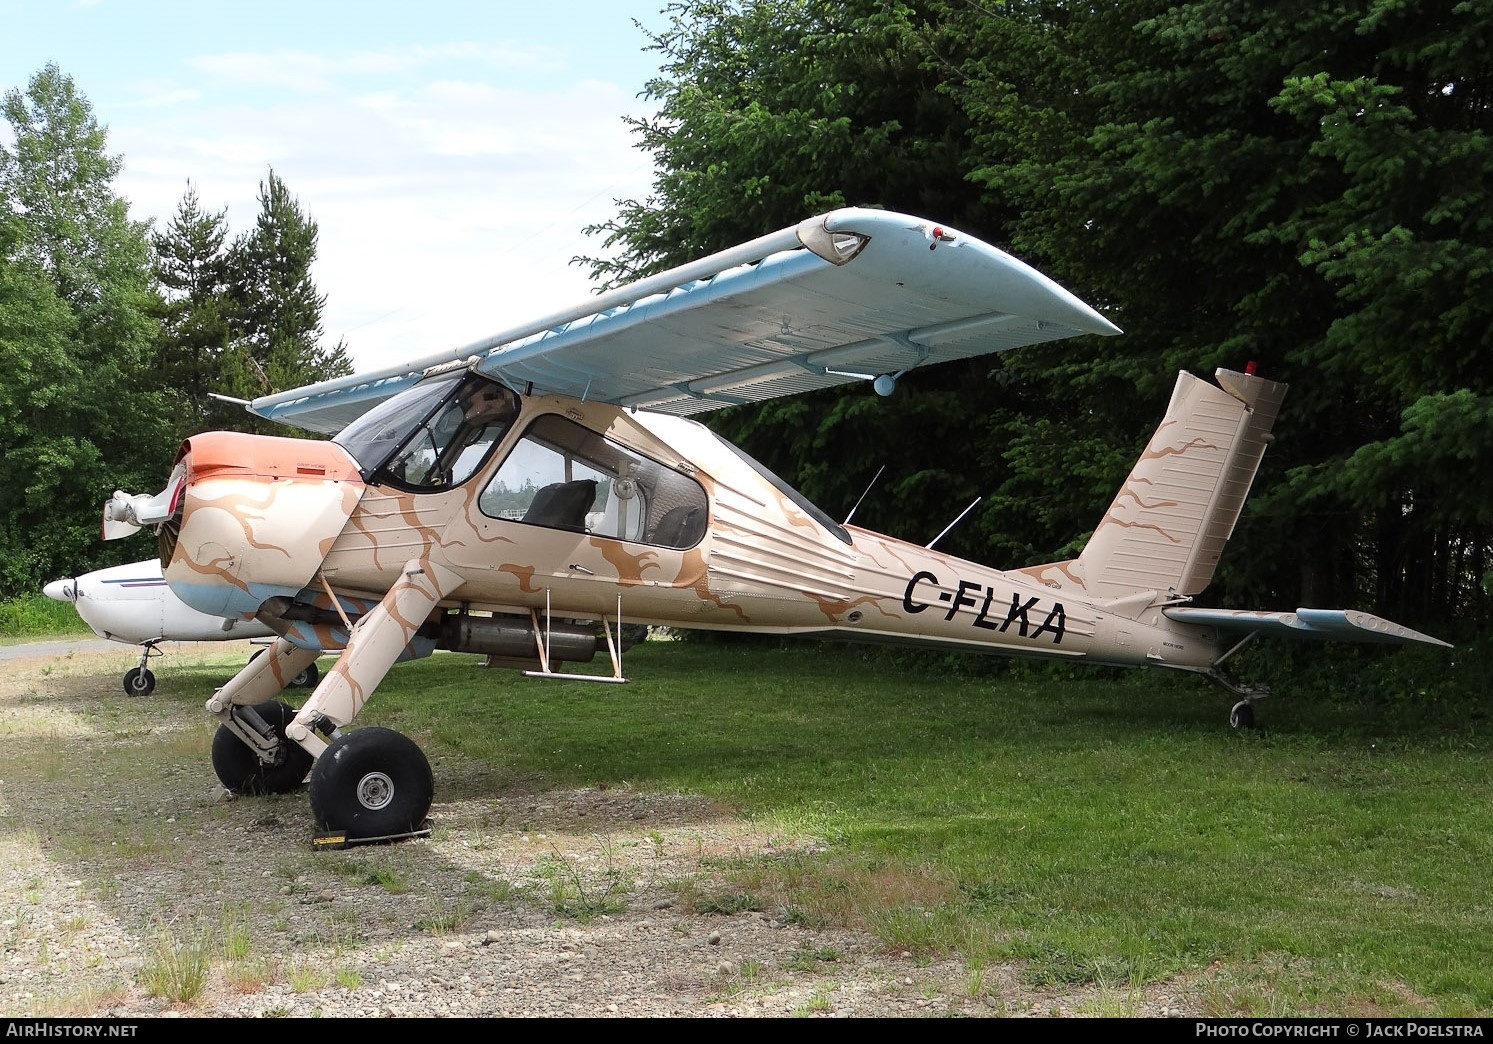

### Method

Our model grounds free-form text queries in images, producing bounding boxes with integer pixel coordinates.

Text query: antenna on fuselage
[926,496,982,550]
[842,465,886,526]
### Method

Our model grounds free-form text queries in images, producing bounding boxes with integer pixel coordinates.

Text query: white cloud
[106,45,656,374]
[2,4,668,377]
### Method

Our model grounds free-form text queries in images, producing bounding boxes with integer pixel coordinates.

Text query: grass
[355,635,1492,1016]
[140,928,212,1004]
[0,593,94,641]
[7,628,1491,1015]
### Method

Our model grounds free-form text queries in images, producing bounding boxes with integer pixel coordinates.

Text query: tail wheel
[309,727,433,840]
[1229,700,1257,730]
[122,667,156,697]
[211,700,313,795]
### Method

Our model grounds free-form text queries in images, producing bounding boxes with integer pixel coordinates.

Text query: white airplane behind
[42,560,318,696]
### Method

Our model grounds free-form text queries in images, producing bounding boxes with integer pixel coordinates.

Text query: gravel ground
[0,641,1202,1018]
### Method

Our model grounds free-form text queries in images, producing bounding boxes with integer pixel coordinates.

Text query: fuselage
[43,559,275,646]
[151,373,1222,673]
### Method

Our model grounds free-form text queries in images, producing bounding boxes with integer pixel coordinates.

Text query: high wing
[247,208,1121,434]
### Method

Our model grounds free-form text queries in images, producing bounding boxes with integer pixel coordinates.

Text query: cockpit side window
[479,414,708,548]
[333,373,521,492]
[333,375,460,476]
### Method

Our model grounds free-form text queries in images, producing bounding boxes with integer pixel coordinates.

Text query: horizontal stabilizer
[1164,607,1451,648]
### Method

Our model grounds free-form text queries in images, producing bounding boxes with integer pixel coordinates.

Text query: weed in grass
[693,891,761,915]
[783,947,842,972]
[465,872,524,903]
[791,986,835,1015]
[538,847,632,921]
[335,967,362,990]
[415,896,472,935]
[26,984,133,1018]
[139,930,211,1004]
[1076,983,1150,1017]
[225,959,282,995]
[220,905,253,961]
[782,906,828,930]
[357,864,409,894]
[287,962,331,993]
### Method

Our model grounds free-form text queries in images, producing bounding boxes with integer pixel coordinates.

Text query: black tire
[289,662,320,689]
[123,667,156,697]
[309,727,434,840]
[1229,700,1257,730]
[211,700,314,795]
[252,649,320,690]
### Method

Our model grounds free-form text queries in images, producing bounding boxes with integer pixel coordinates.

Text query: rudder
[1071,367,1288,605]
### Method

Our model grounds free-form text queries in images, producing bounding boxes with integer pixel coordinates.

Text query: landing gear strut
[122,640,163,696]
[211,700,315,794]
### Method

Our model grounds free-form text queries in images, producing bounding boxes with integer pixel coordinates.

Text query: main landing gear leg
[290,558,466,845]
[205,637,325,793]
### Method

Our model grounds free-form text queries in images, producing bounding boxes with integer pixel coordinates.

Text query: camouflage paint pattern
[142,369,1284,753]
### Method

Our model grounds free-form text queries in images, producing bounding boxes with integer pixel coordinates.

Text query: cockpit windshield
[334,373,520,490]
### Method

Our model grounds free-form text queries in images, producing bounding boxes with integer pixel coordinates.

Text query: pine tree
[221,169,352,431]
[152,181,235,434]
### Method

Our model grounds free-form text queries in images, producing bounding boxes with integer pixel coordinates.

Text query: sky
[1,0,671,374]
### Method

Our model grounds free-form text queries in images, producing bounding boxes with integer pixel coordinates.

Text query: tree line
[0,64,349,597]
[581,0,1491,639]
[4,0,1489,646]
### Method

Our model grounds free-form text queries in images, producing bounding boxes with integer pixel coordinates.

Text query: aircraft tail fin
[1071,367,1288,605]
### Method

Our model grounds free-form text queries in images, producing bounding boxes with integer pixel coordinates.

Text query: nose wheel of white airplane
[1229,700,1257,730]
[211,700,314,795]
[123,666,156,697]
[308,727,433,844]
[122,639,165,696]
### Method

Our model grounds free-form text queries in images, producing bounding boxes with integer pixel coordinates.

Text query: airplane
[97,207,1450,846]
[42,559,320,696]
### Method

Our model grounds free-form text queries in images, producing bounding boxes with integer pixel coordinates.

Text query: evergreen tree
[0,64,177,596]
[951,0,1492,627]
[152,181,236,436]
[579,0,1024,557]
[221,169,352,431]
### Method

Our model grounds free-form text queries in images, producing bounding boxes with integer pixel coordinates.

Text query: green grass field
[7,590,1487,1016]
[124,630,1492,1016]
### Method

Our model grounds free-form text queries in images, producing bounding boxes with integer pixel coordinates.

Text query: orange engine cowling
[160,432,366,620]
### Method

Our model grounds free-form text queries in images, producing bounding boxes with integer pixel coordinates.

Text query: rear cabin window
[480,415,708,549]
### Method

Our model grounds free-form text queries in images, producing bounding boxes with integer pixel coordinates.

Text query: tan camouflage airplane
[101,208,1449,844]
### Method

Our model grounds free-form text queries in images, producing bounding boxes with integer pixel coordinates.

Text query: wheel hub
[355,771,395,811]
